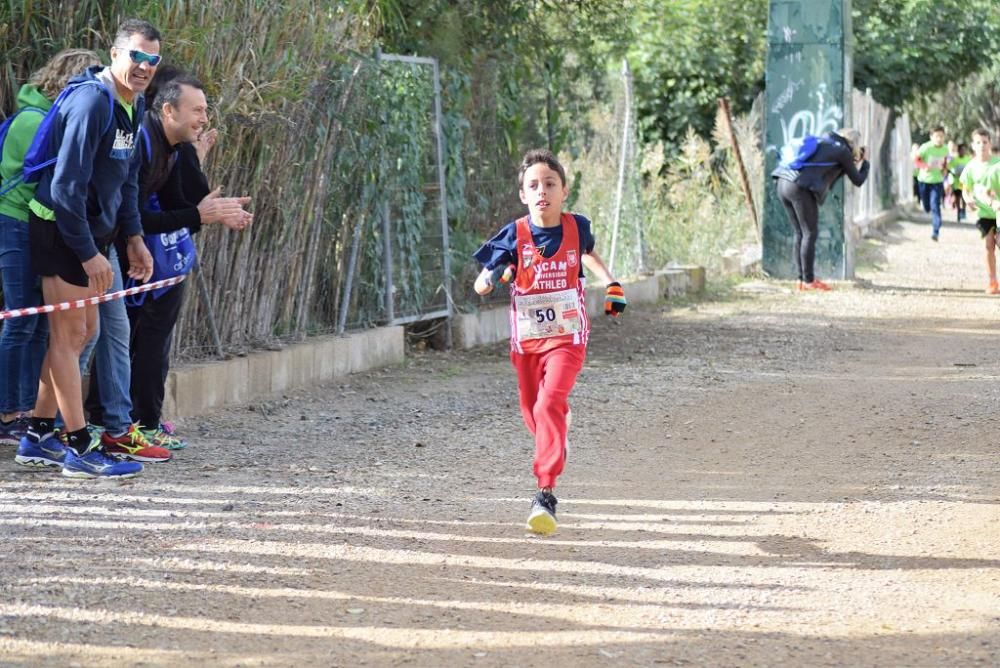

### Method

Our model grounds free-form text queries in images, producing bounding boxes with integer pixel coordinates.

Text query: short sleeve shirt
[960,156,1000,220]
[474,213,595,278]
[917,142,949,184]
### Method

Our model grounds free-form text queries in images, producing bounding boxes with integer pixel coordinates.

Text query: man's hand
[195,128,218,165]
[198,188,253,228]
[82,253,114,296]
[604,282,627,317]
[126,235,154,283]
[220,209,253,232]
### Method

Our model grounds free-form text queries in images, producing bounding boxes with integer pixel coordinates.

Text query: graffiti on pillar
[767,82,843,164]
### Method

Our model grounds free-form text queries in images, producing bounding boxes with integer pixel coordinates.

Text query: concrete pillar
[763,0,853,279]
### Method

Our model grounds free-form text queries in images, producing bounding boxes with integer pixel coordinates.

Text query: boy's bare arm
[582,250,616,285]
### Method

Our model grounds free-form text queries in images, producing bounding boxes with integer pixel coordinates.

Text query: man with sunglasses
[22,19,161,477]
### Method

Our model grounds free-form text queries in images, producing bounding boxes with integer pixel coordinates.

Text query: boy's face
[931,131,945,147]
[973,135,991,159]
[519,162,568,220]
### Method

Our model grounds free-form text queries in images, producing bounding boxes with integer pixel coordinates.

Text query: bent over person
[771,128,870,291]
[16,19,158,478]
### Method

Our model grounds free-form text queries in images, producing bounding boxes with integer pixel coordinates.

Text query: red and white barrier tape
[0,275,187,321]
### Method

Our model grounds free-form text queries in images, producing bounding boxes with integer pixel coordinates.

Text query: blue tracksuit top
[32,65,144,262]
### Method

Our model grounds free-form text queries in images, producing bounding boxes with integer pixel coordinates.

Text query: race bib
[514,289,582,340]
[974,183,992,203]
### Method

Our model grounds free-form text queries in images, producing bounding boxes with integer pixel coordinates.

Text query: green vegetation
[1,0,998,355]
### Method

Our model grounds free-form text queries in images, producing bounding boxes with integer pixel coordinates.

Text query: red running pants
[510,344,586,489]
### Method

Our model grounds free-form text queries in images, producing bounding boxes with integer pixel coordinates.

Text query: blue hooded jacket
[30,65,144,262]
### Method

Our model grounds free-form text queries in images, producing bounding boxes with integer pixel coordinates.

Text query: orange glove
[604,282,626,316]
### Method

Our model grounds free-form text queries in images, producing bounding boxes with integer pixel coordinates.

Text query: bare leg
[987,230,997,283]
[34,276,98,432]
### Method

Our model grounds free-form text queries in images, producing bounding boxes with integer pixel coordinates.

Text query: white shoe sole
[527,509,557,536]
[111,452,171,463]
[62,468,142,480]
[14,455,62,468]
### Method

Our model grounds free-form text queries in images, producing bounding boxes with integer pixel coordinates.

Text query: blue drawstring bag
[780,135,838,170]
[125,194,197,307]
[125,126,197,306]
[21,81,116,183]
[0,108,45,197]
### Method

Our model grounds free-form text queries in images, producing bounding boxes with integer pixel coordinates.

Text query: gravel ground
[0,215,998,667]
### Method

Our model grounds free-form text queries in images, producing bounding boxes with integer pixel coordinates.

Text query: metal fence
[172,51,453,359]
[849,87,912,232]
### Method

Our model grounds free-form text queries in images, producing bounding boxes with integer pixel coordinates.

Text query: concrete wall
[160,264,705,418]
[162,326,404,419]
[454,265,705,350]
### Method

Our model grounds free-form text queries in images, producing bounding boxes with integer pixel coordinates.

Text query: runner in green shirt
[916,126,949,240]
[948,144,970,222]
[960,129,1000,293]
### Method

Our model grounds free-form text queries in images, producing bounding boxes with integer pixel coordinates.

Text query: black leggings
[776,178,819,283]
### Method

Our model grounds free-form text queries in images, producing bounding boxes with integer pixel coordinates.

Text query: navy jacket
[32,66,144,261]
[771,132,870,204]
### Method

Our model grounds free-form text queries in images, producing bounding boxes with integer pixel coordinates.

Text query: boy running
[473,149,626,535]
[949,143,970,222]
[960,129,1000,293]
[915,126,949,241]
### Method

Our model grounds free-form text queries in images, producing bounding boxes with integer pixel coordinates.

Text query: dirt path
[1,217,998,667]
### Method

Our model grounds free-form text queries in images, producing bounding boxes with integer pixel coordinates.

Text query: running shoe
[14,435,68,469]
[0,416,29,447]
[62,446,143,479]
[140,424,187,451]
[987,280,999,295]
[801,280,832,291]
[101,424,171,463]
[526,490,558,536]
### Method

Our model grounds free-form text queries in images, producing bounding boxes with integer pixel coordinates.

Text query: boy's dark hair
[930,126,946,135]
[518,149,566,187]
[152,74,204,116]
[958,143,968,151]
[114,18,161,46]
[146,63,183,104]
[972,128,991,142]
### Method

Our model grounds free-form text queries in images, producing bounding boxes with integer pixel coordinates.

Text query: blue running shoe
[0,416,29,447]
[15,435,68,469]
[62,447,143,479]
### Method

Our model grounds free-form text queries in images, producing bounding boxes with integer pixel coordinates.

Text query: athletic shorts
[976,218,997,238]
[28,212,110,288]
